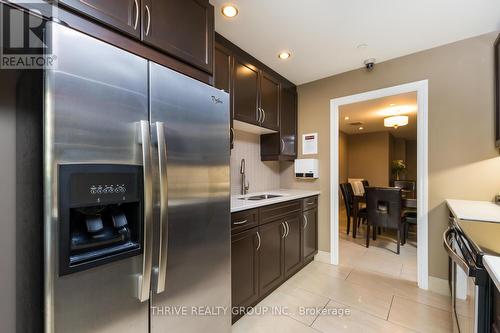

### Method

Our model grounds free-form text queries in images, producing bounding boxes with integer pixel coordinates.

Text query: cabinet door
[214,43,234,149]
[231,228,259,309]
[233,59,259,125]
[59,0,140,38]
[280,87,297,157]
[258,219,285,296]
[284,213,302,277]
[303,207,318,262]
[142,0,214,73]
[259,72,280,131]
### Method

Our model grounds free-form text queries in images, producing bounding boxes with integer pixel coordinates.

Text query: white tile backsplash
[231,130,280,195]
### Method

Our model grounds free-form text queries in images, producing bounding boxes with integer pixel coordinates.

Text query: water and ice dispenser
[58,164,143,276]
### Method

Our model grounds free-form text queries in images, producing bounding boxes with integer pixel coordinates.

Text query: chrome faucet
[240,158,250,195]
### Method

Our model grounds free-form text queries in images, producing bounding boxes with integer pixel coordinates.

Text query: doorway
[330,80,429,289]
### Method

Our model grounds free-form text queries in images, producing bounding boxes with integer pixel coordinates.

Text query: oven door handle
[443,227,470,276]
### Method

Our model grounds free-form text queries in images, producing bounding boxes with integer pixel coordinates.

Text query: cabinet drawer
[259,200,301,225]
[302,196,318,211]
[231,209,259,233]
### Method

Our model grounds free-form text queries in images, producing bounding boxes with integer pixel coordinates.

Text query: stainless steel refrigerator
[43,22,231,333]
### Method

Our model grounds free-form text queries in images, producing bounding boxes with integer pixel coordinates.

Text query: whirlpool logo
[211,96,223,104]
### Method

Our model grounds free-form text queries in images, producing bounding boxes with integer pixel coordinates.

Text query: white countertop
[231,189,320,213]
[484,255,500,291]
[446,199,500,223]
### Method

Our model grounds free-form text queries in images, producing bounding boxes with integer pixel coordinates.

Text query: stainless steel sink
[239,194,283,201]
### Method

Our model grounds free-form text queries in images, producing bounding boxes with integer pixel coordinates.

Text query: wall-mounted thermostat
[294,159,319,179]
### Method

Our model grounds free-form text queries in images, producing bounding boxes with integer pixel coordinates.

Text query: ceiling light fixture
[384,115,408,129]
[358,126,364,130]
[278,51,291,60]
[344,116,350,120]
[221,4,238,18]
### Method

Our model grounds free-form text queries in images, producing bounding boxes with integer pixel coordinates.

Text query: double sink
[238,194,283,201]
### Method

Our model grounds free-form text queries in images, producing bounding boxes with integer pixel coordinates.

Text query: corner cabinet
[261,86,297,160]
[214,43,234,148]
[59,0,214,74]
[230,196,318,322]
[215,34,294,139]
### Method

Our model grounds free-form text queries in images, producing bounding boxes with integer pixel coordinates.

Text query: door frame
[329,80,429,290]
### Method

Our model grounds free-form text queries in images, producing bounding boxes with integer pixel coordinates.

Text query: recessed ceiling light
[390,103,396,106]
[278,51,291,60]
[221,5,238,18]
[344,116,350,120]
[359,126,364,130]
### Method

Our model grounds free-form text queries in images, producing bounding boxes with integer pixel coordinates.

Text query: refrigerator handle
[155,122,169,294]
[136,120,154,302]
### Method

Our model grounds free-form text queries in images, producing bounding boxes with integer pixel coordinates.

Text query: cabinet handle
[307,202,315,205]
[262,108,266,123]
[303,214,308,229]
[281,222,286,238]
[280,138,285,153]
[230,127,234,145]
[256,231,261,251]
[257,107,262,123]
[145,4,151,36]
[233,219,248,225]
[133,0,139,30]
[285,221,290,237]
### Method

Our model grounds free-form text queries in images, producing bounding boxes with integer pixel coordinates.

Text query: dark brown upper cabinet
[141,0,214,73]
[59,0,141,38]
[303,206,318,262]
[214,43,234,148]
[231,228,259,312]
[284,213,302,277]
[233,59,260,126]
[259,72,280,131]
[261,86,297,161]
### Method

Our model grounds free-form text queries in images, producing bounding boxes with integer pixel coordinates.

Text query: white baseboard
[428,277,450,296]
[314,251,331,264]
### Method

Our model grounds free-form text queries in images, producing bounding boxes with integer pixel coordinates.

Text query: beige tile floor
[231,209,453,333]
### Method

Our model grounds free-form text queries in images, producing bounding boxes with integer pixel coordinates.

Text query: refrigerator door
[149,62,231,333]
[44,23,150,333]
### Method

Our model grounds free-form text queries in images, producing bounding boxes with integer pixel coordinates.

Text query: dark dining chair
[365,187,405,254]
[339,183,367,237]
[361,179,370,191]
[402,210,417,244]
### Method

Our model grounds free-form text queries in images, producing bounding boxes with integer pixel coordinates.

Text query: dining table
[352,189,416,237]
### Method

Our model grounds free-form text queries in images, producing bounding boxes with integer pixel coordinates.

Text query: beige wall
[339,131,349,183]
[347,132,391,186]
[280,31,500,280]
[406,140,418,181]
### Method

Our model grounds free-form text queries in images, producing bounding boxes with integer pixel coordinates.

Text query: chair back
[366,187,403,230]
[361,180,370,191]
[339,183,355,216]
[393,180,416,192]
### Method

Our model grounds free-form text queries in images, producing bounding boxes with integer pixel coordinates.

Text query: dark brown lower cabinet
[303,206,318,262]
[231,196,318,323]
[284,213,303,277]
[258,219,285,296]
[231,228,259,310]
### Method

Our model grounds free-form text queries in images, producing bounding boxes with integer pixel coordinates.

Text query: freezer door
[149,62,231,333]
[44,23,150,333]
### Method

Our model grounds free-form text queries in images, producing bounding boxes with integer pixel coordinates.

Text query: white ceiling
[211,0,500,85]
[339,92,417,140]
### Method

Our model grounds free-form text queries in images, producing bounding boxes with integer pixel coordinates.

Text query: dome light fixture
[221,5,238,18]
[384,115,408,129]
